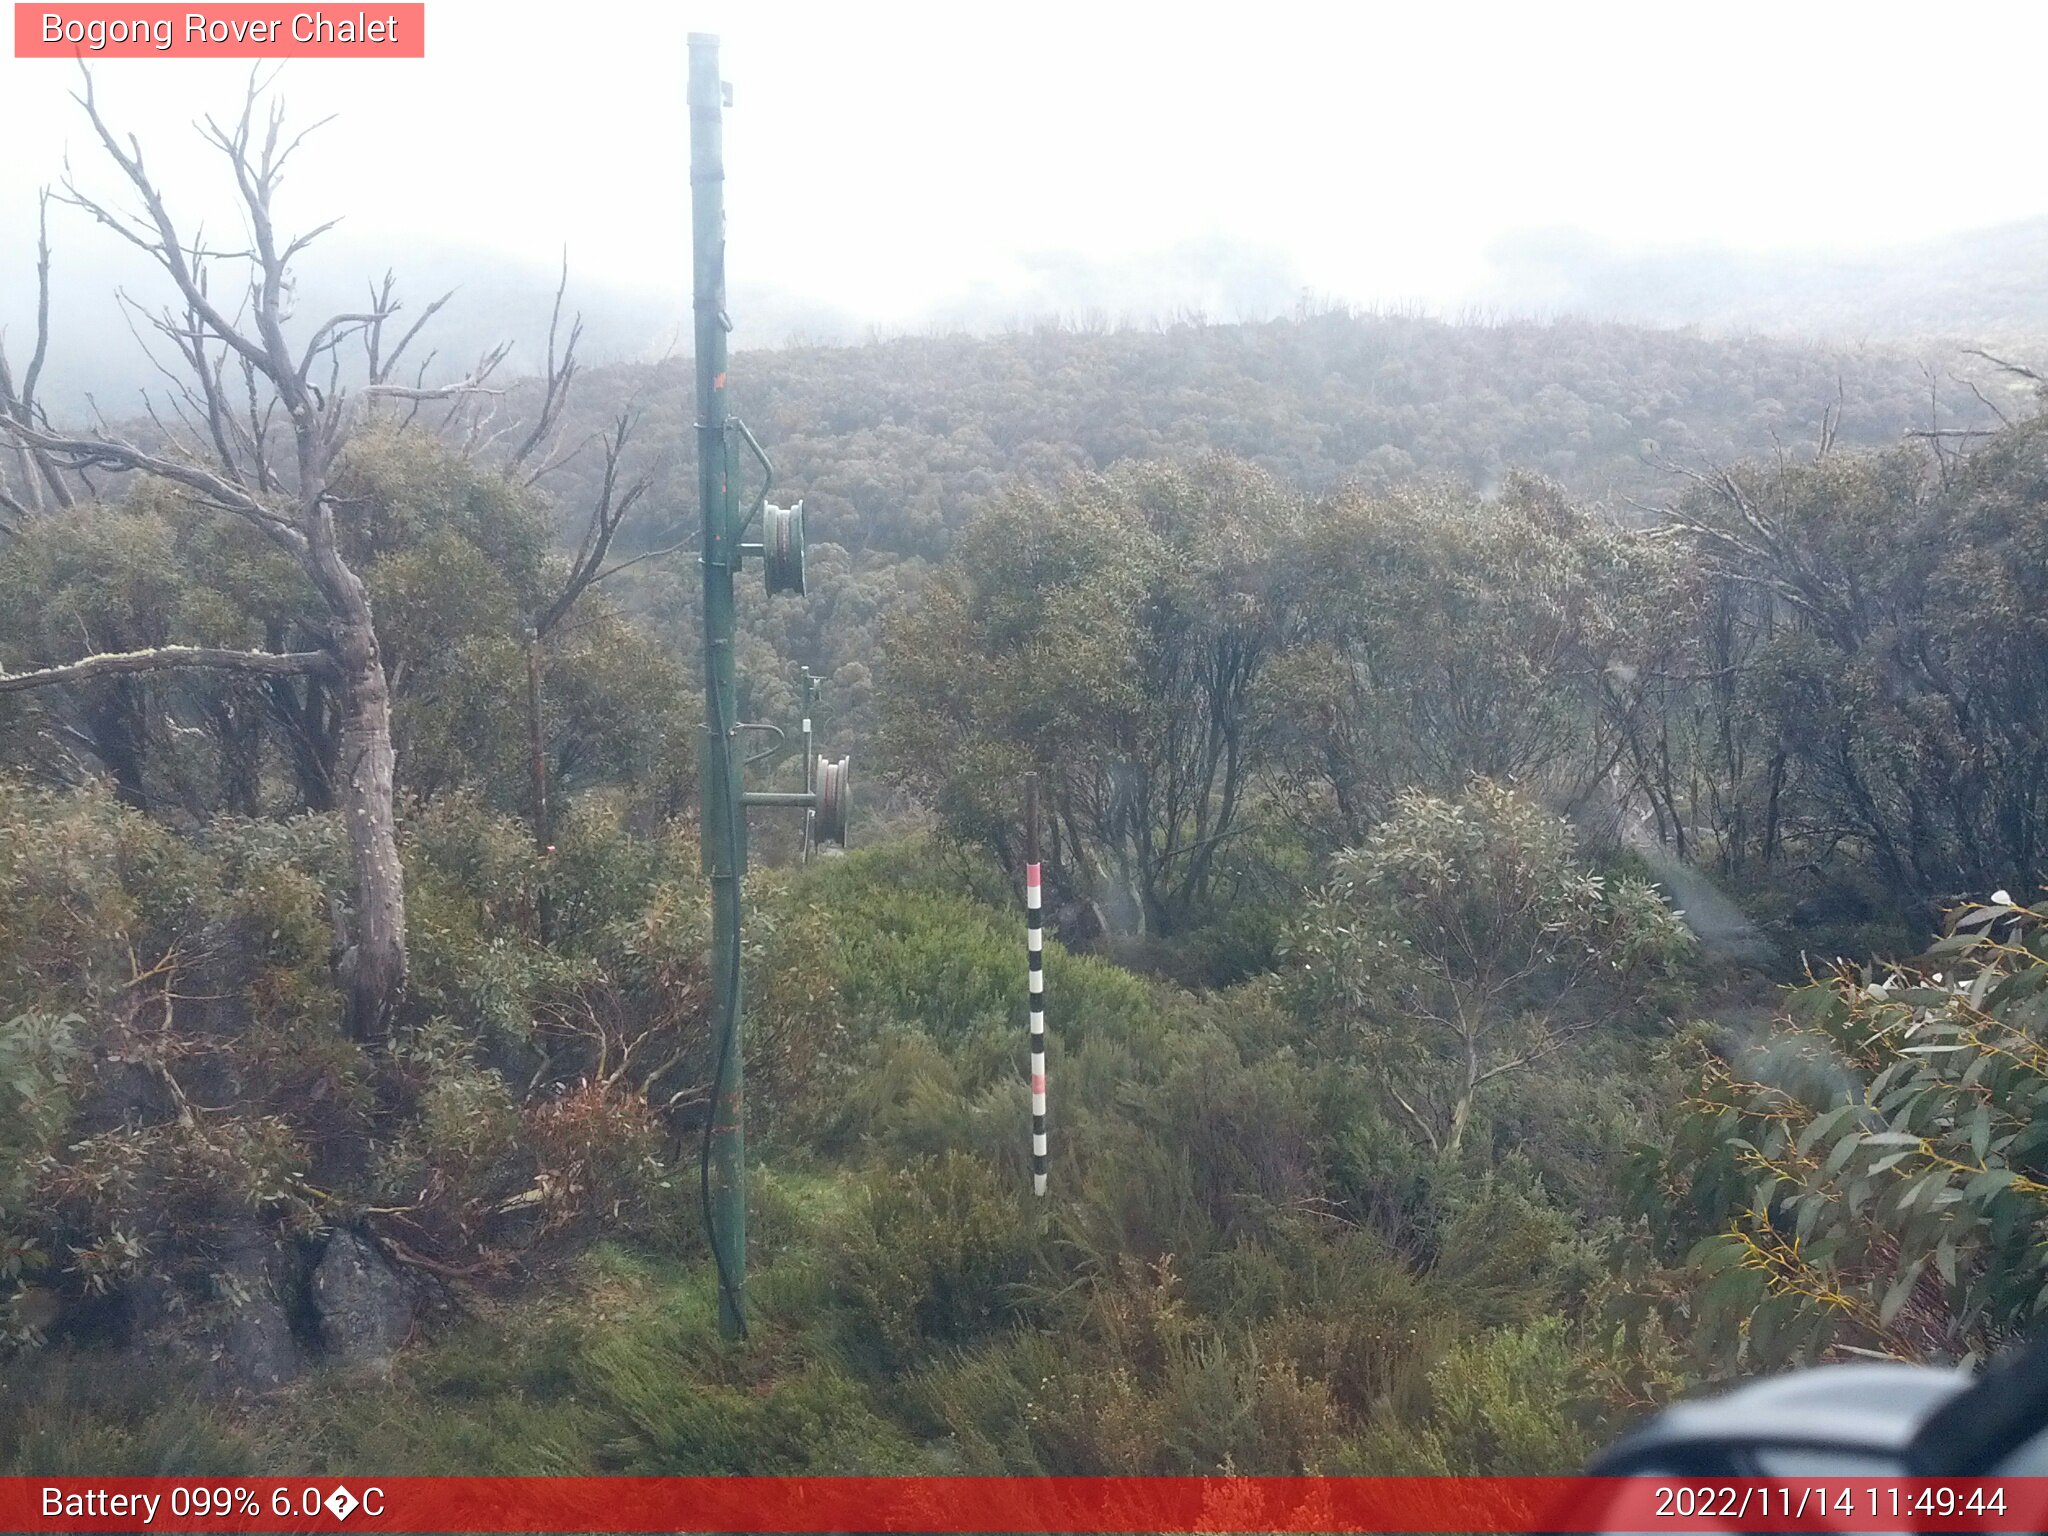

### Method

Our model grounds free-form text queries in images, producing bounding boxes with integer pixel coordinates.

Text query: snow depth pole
[1025,772,1048,1196]
[690,31,748,1341]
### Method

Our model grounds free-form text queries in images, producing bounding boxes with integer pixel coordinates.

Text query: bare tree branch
[21,189,54,413]
[1965,348,2046,386]
[534,410,651,636]
[361,376,505,403]
[0,645,334,694]
[0,189,77,513]
[63,68,276,384]
[584,535,693,585]
[364,272,453,387]
[0,417,307,551]
[1958,371,2013,430]
[509,249,582,470]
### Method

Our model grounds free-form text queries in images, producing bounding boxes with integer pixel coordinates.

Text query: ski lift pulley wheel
[764,500,806,596]
[814,755,850,846]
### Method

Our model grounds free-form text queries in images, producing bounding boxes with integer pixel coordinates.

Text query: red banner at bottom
[7,1476,2048,1532]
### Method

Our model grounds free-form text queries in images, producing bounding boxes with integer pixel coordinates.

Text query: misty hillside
[19,8,2048,1489]
[529,303,2020,567]
[22,212,2048,420]
[448,305,2023,777]
[14,202,2048,1488]
[367,215,2048,361]
[1478,217,2048,342]
[21,298,2025,771]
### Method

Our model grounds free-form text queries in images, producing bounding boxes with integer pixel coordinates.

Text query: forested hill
[540,306,2018,566]
[514,306,2020,761]
[12,201,2048,1477]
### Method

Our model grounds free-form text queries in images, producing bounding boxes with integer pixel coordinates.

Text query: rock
[208,1231,306,1391]
[310,1228,413,1369]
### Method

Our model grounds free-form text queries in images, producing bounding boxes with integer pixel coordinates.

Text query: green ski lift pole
[689,31,748,1341]
[690,32,851,1342]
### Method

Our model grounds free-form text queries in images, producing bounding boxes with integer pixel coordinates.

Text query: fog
[5,0,2047,405]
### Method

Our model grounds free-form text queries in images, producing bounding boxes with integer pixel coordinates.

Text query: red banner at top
[14,4,424,57]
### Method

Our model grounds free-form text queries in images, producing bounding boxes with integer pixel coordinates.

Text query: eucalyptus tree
[0,77,524,1039]
[1607,420,2048,920]
[882,455,1301,937]
[1288,780,1693,1159]
[1662,895,2048,1367]
[1262,471,1632,854]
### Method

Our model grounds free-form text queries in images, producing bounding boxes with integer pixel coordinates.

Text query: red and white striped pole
[1025,772,1047,1197]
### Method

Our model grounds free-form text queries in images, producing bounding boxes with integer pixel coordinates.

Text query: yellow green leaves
[1668,901,2048,1367]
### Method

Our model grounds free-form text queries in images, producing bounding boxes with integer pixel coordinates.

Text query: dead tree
[0,74,509,1040]
[0,193,76,527]
[488,253,671,913]
[517,399,660,936]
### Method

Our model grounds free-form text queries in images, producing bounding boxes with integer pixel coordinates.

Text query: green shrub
[1410,1317,1598,1473]
[1,1011,83,1334]
[1248,1228,1452,1422]
[1660,898,2048,1368]
[0,783,206,1012]
[1288,780,1693,1160]
[796,1028,974,1163]
[585,1355,919,1474]
[833,1151,1040,1367]
[1158,903,1291,989]
[1427,1173,1572,1329]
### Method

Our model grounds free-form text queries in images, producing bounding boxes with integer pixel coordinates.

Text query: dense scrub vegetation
[523,308,2016,765]
[566,308,2008,550]
[5,100,2048,1468]
[0,810,1695,1474]
[0,431,694,828]
[10,399,2048,1472]
[882,418,2048,960]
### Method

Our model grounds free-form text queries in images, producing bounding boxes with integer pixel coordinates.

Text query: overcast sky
[4,0,2047,338]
